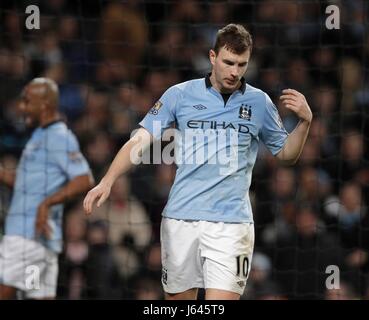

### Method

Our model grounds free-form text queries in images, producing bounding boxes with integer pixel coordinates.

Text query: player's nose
[230,66,240,79]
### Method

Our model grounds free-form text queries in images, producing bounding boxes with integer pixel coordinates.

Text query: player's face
[209,46,251,93]
[19,84,45,127]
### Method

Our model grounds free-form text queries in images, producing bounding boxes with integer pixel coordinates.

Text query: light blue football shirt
[139,75,288,223]
[5,121,90,253]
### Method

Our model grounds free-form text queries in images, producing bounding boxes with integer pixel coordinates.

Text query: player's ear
[209,49,216,66]
[40,99,51,112]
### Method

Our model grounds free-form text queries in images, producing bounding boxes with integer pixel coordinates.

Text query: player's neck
[209,72,240,94]
[39,111,61,128]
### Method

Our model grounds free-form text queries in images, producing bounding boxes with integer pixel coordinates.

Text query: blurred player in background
[0,78,93,299]
[84,24,312,300]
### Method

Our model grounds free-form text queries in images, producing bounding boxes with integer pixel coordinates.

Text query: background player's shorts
[0,235,58,299]
[160,217,255,295]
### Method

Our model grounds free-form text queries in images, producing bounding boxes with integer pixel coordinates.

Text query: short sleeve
[260,94,289,156]
[139,86,180,139]
[52,132,91,180]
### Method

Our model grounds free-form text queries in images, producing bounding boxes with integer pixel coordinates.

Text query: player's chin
[223,81,238,90]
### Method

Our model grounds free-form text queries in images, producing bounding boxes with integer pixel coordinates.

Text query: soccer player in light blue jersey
[0,78,94,299]
[84,24,312,300]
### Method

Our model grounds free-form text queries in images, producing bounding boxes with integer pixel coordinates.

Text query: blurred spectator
[84,131,114,181]
[273,205,342,299]
[340,58,363,113]
[326,130,369,200]
[58,209,89,299]
[25,30,63,76]
[58,15,89,82]
[43,63,86,122]
[85,220,122,299]
[99,1,148,82]
[310,49,339,88]
[296,166,332,206]
[242,252,286,300]
[0,156,17,232]
[2,10,23,50]
[132,277,163,300]
[0,48,29,111]
[311,84,339,119]
[130,243,163,300]
[196,1,231,48]
[88,175,152,252]
[284,58,312,94]
[87,175,152,297]
[76,90,110,134]
[324,281,358,300]
[108,84,141,142]
[261,167,297,245]
[324,182,369,295]
[297,141,320,167]
[309,117,337,160]
[340,131,369,192]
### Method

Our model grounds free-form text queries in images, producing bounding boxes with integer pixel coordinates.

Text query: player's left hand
[35,201,52,239]
[280,89,313,123]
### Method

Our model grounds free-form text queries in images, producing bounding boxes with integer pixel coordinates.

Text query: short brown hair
[213,24,253,55]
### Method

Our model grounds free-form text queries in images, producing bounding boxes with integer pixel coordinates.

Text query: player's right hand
[83,182,112,215]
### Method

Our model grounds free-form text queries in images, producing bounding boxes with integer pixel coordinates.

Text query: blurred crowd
[0,0,369,299]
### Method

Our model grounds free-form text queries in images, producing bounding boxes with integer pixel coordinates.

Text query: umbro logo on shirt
[193,104,207,110]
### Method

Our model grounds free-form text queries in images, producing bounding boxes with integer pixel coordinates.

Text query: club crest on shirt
[149,100,163,115]
[239,104,252,121]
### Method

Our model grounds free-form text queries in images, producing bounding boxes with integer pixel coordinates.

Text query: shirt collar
[205,73,246,94]
[41,120,63,129]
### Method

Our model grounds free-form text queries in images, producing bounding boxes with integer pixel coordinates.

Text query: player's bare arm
[83,127,153,215]
[0,165,16,188]
[35,174,94,238]
[276,88,313,165]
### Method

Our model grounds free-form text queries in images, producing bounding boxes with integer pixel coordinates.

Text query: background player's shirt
[5,121,90,253]
[139,75,288,223]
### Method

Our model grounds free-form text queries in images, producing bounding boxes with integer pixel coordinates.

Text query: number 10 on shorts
[236,255,250,278]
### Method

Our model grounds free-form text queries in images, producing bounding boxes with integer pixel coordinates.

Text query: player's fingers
[282,88,300,95]
[280,95,298,102]
[283,104,298,112]
[83,192,92,214]
[281,99,298,107]
[281,93,307,106]
[280,94,300,104]
[85,190,99,214]
[282,89,302,98]
[97,191,108,208]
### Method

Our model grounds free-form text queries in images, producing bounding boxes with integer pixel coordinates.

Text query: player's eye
[224,60,234,66]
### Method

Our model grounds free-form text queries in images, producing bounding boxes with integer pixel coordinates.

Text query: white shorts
[0,235,58,299]
[160,218,255,295]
